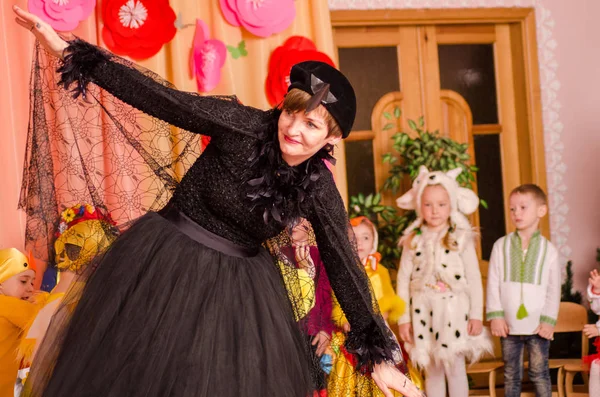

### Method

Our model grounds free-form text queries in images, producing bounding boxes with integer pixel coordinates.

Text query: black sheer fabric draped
[20,40,407,397]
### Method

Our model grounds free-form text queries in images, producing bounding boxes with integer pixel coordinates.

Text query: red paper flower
[219,0,295,38]
[102,0,177,60]
[265,36,335,106]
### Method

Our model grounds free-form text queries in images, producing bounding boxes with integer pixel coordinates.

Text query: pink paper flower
[219,0,295,38]
[190,20,227,93]
[28,0,96,32]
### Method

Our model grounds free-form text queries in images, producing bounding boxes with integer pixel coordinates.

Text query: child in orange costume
[0,248,39,396]
[328,217,422,396]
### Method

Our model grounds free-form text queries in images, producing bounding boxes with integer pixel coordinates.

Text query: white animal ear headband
[396,166,479,216]
[396,165,428,210]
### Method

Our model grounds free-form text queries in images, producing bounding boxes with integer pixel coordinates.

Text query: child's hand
[398,323,413,344]
[311,331,331,357]
[342,322,351,333]
[535,323,555,340]
[583,324,600,339]
[294,244,315,278]
[490,318,509,338]
[467,319,483,336]
[590,269,600,294]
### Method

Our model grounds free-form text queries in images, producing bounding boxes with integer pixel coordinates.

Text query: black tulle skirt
[31,209,313,396]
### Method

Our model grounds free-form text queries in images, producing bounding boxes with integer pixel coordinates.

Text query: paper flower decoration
[189,19,227,93]
[265,36,335,106]
[219,0,295,38]
[101,0,177,60]
[28,0,96,32]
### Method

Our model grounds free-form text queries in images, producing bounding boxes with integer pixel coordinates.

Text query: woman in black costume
[14,5,424,397]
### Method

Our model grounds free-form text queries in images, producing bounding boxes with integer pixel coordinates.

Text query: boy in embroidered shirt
[486,184,560,397]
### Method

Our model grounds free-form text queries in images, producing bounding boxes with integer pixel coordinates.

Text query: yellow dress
[19,292,65,364]
[328,262,423,397]
[0,296,39,396]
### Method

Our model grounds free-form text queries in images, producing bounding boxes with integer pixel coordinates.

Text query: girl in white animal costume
[396,166,492,397]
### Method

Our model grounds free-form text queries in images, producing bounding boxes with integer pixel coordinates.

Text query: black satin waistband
[158,204,259,258]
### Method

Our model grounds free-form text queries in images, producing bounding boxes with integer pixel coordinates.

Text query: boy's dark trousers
[501,334,552,397]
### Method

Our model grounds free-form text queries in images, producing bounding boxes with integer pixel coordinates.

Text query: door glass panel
[345,140,376,198]
[473,134,506,260]
[438,44,498,125]
[338,47,401,131]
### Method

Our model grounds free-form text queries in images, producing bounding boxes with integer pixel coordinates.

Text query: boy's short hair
[510,184,548,205]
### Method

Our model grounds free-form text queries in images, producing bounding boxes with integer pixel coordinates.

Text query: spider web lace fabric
[19,41,220,264]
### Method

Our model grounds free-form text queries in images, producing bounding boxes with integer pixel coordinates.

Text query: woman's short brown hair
[282,89,342,138]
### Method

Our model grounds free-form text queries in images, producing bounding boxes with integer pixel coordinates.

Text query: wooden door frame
[331,8,550,237]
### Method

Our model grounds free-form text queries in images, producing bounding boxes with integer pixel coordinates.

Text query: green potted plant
[349,107,484,270]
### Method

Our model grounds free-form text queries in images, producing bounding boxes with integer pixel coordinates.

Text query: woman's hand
[372,362,425,397]
[13,5,69,58]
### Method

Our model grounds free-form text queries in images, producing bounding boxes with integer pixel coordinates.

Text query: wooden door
[332,9,549,277]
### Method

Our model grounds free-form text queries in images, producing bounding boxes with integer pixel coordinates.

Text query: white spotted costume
[396,166,493,370]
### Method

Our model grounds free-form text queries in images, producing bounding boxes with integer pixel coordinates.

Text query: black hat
[288,61,356,138]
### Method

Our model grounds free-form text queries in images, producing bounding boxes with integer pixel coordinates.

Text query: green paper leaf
[227,41,248,59]
[383,123,395,130]
[383,111,392,120]
[394,107,401,118]
[407,119,417,131]
[239,40,248,56]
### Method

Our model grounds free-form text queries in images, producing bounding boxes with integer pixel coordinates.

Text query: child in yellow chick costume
[328,216,423,396]
[17,204,119,395]
[0,248,39,396]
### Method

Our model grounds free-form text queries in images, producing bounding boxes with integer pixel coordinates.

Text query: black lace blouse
[49,39,404,372]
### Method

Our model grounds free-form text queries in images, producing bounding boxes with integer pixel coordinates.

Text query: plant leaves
[394,107,401,118]
[383,123,395,130]
[383,111,392,120]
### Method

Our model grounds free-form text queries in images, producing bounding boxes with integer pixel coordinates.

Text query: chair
[559,304,592,397]
[467,359,504,397]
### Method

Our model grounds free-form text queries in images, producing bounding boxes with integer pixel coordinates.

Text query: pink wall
[546,0,600,290]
